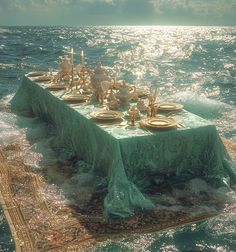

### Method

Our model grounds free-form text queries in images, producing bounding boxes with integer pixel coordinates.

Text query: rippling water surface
[0,26,236,251]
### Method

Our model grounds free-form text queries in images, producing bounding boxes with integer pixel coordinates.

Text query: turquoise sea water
[0,26,236,251]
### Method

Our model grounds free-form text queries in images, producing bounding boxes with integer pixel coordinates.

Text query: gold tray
[63,94,89,103]
[140,117,177,130]
[157,102,183,112]
[46,84,68,90]
[34,76,52,82]
[90,110,123,121]
[27,71,45,77]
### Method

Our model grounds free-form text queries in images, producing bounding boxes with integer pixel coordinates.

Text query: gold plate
[34,76,52,82]
[141,117,177,130]
[63,94,89,103]
[46,84,68,91]
[27,71,45,77]
[157,102,183,112]
[90,110,123,121]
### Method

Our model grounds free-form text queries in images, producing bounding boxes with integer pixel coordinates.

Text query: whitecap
[0,63,17,69]
[0,28,11,34]
[170,91,229,118]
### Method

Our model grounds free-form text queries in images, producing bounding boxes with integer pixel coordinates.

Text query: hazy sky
[1,0,236,26]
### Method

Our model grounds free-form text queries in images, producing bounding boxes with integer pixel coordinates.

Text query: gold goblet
[128,106,140,126]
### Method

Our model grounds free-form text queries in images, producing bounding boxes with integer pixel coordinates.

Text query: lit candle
[70,48,74,65]
[81,49,85,66]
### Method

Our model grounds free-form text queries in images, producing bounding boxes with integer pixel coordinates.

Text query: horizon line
[1,24,236,28]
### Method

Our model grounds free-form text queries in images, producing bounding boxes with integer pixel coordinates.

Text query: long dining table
[11,75,236,218]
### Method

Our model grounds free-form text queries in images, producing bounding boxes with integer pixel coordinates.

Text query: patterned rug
[0,139,235,251]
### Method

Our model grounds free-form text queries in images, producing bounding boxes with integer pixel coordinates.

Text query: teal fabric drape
[11,76,236,218]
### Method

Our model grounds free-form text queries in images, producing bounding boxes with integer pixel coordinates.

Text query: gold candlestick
[82,67,85,86]
[71,64,74,85]
[148,94,156,117]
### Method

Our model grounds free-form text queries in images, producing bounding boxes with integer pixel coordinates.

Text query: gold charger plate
[46,84,68,91]
[90,110,123,121]
[140,117,177,130]
[157,102,183,112]
[34,76,52,82]
[27,71,45,77]
[63,94,89,103]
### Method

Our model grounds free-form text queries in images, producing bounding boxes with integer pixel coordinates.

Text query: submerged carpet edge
[0,138,235,251]
[0,188,23,251]
[0,151,34,251]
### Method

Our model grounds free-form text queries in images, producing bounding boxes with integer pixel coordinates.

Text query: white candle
[70,48,74,65]
[81,49,85,66]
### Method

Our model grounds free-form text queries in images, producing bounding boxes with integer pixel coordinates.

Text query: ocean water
[0,26,236,251]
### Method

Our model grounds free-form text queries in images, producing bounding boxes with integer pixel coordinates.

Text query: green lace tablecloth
[11,76,236,218]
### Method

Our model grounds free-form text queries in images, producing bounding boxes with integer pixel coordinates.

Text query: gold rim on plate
[157,102,183,111]
[90,110,123,121]
[63,94,89,103]
[140,117,177,130]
